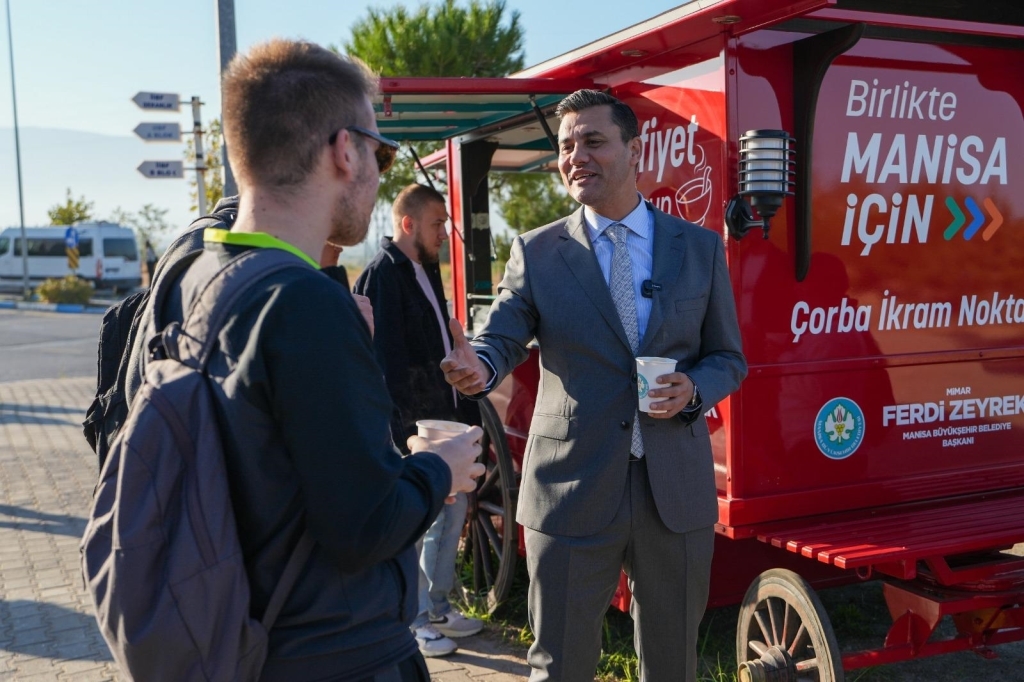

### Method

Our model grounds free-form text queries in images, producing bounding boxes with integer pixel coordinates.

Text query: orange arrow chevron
[981,198,1003,241]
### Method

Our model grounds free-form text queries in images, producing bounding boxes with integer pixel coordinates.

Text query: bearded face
[328,133,379,247]
[410,199,449,264]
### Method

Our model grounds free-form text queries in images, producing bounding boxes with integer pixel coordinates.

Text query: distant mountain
[0,127,197,247]
[0,127,503,267]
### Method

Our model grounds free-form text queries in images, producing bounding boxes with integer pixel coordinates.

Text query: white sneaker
[430,610,484,638]
[413,624,458,657]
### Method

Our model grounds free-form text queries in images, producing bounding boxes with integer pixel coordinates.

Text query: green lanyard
[204,229,319,269]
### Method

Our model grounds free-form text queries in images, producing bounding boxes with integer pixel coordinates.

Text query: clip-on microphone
[641,280,662,299]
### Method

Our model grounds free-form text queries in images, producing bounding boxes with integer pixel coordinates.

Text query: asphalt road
[0,309,101,383]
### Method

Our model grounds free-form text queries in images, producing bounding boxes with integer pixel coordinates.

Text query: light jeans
[411,491,467,629]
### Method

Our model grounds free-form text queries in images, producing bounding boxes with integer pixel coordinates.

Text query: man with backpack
[82,39,484,682]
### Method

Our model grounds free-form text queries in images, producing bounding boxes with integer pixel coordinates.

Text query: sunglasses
[329,125,400,174]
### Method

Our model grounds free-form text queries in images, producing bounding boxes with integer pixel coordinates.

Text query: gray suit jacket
[474,203,746,537]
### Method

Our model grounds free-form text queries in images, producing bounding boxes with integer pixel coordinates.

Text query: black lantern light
[725,129,795,240]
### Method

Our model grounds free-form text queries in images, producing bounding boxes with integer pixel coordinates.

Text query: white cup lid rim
[415,419,469,432]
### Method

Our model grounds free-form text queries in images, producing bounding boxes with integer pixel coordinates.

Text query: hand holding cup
[409,420,485,502]
[636,357,695,419]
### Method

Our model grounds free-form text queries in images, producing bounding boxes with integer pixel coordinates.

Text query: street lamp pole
[5,0,29,299]
[215,0,238,198]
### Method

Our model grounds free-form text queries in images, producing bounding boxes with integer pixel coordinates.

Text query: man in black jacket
[355,184,483,658]
[147,40,485,681]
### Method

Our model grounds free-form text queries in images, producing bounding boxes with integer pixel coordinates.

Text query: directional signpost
[132,90,207,214]
[133,122,182,142]
[137,160,184,179]
[65,226,79,273]
[132,91,180,111]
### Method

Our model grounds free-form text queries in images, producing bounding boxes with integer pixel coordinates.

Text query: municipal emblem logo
[814,397,865,460]
[637,374,649,399]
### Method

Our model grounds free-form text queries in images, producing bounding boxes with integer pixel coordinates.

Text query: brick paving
[0,376,527,681]
[0,377,117,681]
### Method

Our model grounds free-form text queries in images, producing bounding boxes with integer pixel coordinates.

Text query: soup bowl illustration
[675,165,713,226]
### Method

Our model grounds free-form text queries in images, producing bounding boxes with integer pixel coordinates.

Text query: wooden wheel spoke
[754,610,775,647]
[477,464,500,498]
[470,527,484,588]
[748,640,770,657]
[477,512,504,562]
[478,500,505,516]
[788,622,810,658]
[795,658,820,672]
[781,602,794,648]
[474,521,496,587]
[767,598,783,645]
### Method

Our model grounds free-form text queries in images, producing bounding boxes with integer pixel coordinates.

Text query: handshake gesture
[439,318,491,396]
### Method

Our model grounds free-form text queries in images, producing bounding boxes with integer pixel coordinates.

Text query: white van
[0,222,142,290]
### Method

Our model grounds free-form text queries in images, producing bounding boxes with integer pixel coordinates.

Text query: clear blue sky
[0,0,682,233]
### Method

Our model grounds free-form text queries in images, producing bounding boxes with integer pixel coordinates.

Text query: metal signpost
[190,96,208,216]
[132,91,207,215]
[216,0,238,197]
[6,0,30,298]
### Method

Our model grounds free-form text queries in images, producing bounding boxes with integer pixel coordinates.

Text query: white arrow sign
[133,122,182,142]
[132,91,180,111]
[137,160,184,179]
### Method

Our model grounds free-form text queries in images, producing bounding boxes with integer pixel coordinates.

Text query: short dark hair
[392,184,446,228]
[555,89,639,143]
[222,39,378,191]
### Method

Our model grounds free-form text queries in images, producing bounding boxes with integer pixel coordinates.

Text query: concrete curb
[0,299,106,314]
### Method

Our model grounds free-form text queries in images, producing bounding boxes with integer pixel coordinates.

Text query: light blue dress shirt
[477,196,655,391]
[582,196,655,345]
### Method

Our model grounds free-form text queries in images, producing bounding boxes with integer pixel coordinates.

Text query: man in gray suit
[441,89,746,681]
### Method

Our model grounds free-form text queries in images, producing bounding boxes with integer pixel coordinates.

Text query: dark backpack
[83,196,240,469]
[81,246,314,682]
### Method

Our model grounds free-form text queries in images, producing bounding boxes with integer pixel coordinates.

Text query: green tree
[343,0,526,204]
[108,204,173,253]
[47,188,93,225]
[184,118,225,214]
[492,172,577,262]
[346,0,525,78]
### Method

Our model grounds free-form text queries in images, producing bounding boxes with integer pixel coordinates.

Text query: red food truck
[375,1,1024,679]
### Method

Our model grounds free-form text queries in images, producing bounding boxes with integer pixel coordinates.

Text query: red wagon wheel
[455,397,518,613]
[736,568,845,682]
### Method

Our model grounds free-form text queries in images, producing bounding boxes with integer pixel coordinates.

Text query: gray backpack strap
[163,246,320,630]
[155,246,305,368]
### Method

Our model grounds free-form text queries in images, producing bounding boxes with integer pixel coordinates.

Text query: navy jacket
[161,241,451,680]
[354,237,479,449]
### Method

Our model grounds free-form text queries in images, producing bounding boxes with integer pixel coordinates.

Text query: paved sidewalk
[0,377,116,681]
[0,376,527,681]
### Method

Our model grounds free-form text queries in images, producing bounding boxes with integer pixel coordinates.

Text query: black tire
[736,568,844,682]
[455,396,518,613]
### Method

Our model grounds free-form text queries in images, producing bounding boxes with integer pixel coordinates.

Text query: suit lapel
[640,206,687,354]
[557,209,633,352]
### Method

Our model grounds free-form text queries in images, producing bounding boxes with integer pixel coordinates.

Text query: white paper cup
[636,357,677,413]
[416,419,471,439]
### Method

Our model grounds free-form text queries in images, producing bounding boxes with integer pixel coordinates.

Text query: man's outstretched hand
[440,318,490,395]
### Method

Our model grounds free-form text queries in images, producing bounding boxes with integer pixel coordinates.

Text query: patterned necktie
[607,224,644,459]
